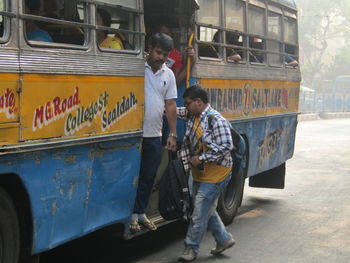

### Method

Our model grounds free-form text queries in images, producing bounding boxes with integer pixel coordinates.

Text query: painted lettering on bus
[206,87,289,115]
[0,88,17,119]
[33,87,80,131]
[207,88,242,112]
[102,92,138,131]
[65,91,108,136]
[257,128,283,168]
[252,89,288,110]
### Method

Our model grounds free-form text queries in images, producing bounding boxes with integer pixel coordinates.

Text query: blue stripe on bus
[0,137,141,253]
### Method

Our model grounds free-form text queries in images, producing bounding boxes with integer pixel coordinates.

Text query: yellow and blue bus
[0,0,300,262]
[332,75,350,112]
[185,0,299,224]
[312,76,350,113]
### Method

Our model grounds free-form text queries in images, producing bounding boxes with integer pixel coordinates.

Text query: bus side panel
[20,74,144,142]
[0,73,19,123]
[0,137,141,254]
[197,78,298,178]
[232,114,297,177]
[0,73,20,144]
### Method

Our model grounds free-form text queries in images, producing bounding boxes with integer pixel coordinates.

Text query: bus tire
[217,168,245,226]
[0,187,20,263]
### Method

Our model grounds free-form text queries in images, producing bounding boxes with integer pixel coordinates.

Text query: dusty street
[40,118,350,263]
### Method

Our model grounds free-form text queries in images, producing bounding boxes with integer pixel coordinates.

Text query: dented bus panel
[0,137,141,253]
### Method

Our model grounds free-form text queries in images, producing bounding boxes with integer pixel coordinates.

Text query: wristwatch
[169,132,177,138]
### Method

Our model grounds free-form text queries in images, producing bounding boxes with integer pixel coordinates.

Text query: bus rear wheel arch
[0,174,37,263]
[217,134,248,226]
[0,186,20,263]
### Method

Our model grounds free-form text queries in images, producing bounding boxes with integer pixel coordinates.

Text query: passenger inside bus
[209,31,242,62]
[285,44,299,67]
[194,25,219,58]
[156,23,195,86]
[96,8,124,49]
[226,32,244,62]
[25,0,53,42]
[248,37,265,63]
[116,21,135,50]
[24,0,84,45]
[43,0,60,19]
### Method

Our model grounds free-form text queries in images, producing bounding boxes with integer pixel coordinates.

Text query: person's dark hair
[97,8,111,27]
[27,0,41,14]
[183,84,209,104]
[149,33,173,52]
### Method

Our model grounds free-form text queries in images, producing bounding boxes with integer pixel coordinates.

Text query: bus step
[123,215,175,240]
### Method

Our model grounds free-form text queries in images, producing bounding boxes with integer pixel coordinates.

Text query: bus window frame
[282,9,298,68]
[247,3,267,65]
[248,0,266,9]
[0,1,15,44]
[196,23,224,61]
[94,0,138,10]
[195,0,299,68]
[21,0,92,50]
[267,9,283,67]
[268,4,283,15]
[95,2,143,55]
[224,0,247,64]
[225,30,247,64]
[195,0,223,61]
[224,0,245,32]
[283,15,297,45]
[196,0,221,26]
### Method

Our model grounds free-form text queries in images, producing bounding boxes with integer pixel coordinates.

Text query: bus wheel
[0,187,20,263]
[217,168,245,226]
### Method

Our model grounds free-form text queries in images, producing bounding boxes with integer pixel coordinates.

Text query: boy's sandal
[139,219,157,231]
[129,220,141,232]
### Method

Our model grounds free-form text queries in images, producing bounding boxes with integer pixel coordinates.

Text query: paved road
[40,119,350,263]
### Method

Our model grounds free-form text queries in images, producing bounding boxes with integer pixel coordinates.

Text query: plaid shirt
[177,105,233,173]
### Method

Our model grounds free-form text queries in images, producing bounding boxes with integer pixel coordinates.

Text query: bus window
[96,3,139,52]
[0,0,12,41]
[267,11,283,66]
[225,0,246,62]
[23,0,88,46]
[0,0,4,38]
[284,43,298,67]
[248,4,266,63]
[197,27,220,58]
[284,16,297,45]
[196,0,221,59]
[226,32,245,62]
[197,0,220,25]
[225,0,245,32]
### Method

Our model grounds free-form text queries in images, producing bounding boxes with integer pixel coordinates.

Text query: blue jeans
[184,175,232,253]
[133,137,162,214]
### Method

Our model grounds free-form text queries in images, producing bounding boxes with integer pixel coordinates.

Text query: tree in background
[297,0,350,87]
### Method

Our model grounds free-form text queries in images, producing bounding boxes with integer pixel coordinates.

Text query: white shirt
[143,62,177,137]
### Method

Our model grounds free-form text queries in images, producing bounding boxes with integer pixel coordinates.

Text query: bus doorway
[140,0,198,228]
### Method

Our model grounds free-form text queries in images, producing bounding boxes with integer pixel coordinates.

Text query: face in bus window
[96,9,110,45]
[44,0,59,18]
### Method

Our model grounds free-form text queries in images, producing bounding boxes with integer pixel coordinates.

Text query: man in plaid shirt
[177,85,235,262]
